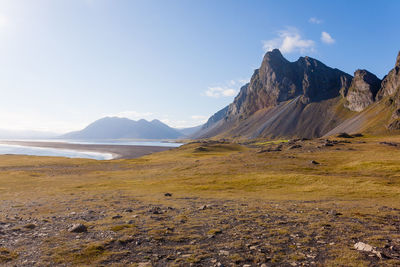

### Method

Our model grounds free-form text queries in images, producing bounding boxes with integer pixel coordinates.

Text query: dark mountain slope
[327,51,400,135]
[195,49,355,139]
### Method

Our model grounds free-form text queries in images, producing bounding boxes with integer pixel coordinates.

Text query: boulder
[68,223,87,233]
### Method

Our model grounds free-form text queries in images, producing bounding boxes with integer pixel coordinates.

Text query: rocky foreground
[1,136,400,266]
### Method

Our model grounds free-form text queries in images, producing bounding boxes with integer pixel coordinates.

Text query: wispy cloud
[205,87,237,98]
[205,78,248,98]
[309,17,323,24]
[262,27,315,54]
[321,31,335,44]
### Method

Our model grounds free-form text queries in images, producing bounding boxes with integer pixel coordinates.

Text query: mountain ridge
[62,117,190,140]
[194,49,400,139]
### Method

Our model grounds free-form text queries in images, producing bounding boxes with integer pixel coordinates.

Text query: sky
[0,0,399,133]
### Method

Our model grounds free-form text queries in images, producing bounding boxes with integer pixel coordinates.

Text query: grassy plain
[0,135,400,266]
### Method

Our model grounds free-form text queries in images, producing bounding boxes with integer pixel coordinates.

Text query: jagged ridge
[195,49,400,139]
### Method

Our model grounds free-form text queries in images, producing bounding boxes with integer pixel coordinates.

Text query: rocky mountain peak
[260,49,289,72]
[344,69,381,112]
[377,51,400,99]
[224,51,352,122]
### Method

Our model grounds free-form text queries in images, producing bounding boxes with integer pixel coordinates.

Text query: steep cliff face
[201,105,229,130]
[225,49,352,122]
[196,49,400,139]
[196,49,354,139]
[376,52,400,129]
[345,69,381,112]
[377,52,400,99]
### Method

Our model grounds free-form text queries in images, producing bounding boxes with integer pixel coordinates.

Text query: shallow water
[0,144,114,160]
[0,139,183,160]
[61,139,183,147]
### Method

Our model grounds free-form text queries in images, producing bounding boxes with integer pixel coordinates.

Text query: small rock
[260,264,268,267]
[199,204,212,210]
[337,132,353,138]
[311,160,320,165]
[219,250,230,256]
[243,265,251,267]
[124,208,133,213]
[137,262,152,267]
[149,207,163,214]
[23,223,36,230]
[354,242,374,252]
[354,242,382,259]
[164,193,172,197]
[112,215,123,219]
[68,223,87,233]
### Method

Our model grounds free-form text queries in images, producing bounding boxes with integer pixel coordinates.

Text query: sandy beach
[0,140,175,159]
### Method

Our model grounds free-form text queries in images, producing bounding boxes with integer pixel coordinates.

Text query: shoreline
[0,140,175,160]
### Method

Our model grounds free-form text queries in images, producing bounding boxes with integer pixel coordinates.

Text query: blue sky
[0,0,399,132]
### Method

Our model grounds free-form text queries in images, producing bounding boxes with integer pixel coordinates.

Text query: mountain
[177,125,203,137]
[326,51,400,135]
[62,117,183,140]
[194,49,400,139]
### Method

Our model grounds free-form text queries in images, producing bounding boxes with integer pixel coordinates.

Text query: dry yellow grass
[0,137,400,266]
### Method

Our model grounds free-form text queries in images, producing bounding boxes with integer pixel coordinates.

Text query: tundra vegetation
[0,135,400,266]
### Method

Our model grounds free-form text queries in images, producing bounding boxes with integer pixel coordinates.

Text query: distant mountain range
[193,49,400,139]
[61,117,196,140]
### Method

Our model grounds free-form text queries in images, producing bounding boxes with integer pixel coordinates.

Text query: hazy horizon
[1,0,399,133]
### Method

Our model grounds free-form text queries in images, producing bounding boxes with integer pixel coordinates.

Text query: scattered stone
[23,223,36,230]
[219,250,230,256]
[199,204,212,210]
[137,262,152,267]
[311,160,320,165]
[354,242,374,252]
[380,141,399,147]
[354,242,382,258]
[324,143,334,147]
[164,193,172,197]
[337,132,353,138]
[289,144,302,149]
[112,215,123,219]
[68,223,87,233]
[149,207,163,214]
[124,208,133,213]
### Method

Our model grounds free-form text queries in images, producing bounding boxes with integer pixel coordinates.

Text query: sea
[0,139,183,160]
